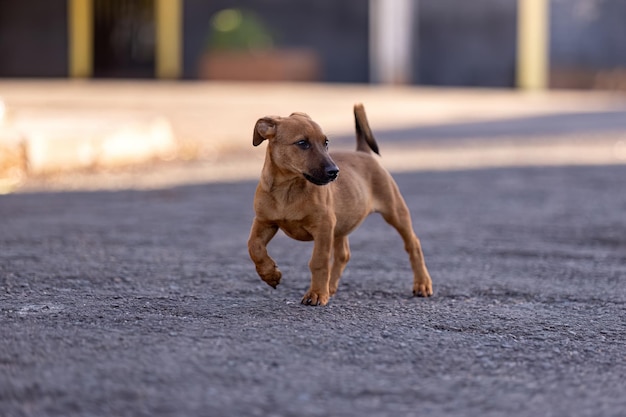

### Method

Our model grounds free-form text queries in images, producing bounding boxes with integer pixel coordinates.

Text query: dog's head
[253,112,339,186]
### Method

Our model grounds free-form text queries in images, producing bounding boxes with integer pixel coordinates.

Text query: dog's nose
[326,166,339,180]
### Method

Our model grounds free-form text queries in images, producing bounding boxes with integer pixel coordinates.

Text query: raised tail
[354,103,380,155]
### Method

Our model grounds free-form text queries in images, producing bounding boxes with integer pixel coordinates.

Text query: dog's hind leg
[377,185,433,297]
[329,235,351,295]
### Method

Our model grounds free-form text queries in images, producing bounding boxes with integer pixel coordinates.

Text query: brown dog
[248,104,433,306]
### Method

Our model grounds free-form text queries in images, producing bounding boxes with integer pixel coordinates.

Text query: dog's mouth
[303,173,337,186]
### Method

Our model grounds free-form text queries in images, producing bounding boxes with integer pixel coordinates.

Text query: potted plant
[198,8,320,81]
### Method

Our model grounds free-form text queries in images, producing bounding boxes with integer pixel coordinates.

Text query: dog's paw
[413,279,433,297]
[329,284,339,296]
[301,290,329,306]
[260,268,282,289]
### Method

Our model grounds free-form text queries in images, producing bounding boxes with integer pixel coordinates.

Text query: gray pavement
[1,163,625,417]
[2,81,626,416]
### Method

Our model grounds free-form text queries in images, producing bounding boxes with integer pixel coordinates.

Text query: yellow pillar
[68,0,94,78]
[516,0,549,90]
[155,0,182,79]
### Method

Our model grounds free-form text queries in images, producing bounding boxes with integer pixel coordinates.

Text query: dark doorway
[93,0,155,78]
[0,0,67,77]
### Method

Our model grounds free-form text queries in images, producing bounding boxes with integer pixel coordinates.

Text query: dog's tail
[354,103,380,156]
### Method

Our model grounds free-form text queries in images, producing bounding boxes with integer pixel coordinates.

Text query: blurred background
[1,0,625,87]
[1,0,626,192]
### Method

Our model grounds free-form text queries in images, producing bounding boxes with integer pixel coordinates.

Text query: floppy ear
[289,112,311,120]
[253,117,278,146]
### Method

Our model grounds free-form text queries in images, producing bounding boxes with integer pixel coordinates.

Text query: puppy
[248,104,433,306]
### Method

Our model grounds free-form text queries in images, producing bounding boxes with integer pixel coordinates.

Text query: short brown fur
[248,104,433,306]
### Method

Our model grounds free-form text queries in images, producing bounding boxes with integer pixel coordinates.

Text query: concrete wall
[416,0,626,88]
[415,0,518,87]
[551,0,626,69]
[549,0,626,88]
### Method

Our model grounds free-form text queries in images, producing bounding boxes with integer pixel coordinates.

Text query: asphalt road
[1,164,625,417]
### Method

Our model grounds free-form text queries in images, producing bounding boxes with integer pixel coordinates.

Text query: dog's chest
[263,203,315,241]
[256,197,315,242]
[276,219,314,242]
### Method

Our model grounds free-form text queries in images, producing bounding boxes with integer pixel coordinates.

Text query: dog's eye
[324,139,329,149]
[295,140,311,150]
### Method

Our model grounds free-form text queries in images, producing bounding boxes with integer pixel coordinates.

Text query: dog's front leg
[248,218,282,289]
[301,223,334,306]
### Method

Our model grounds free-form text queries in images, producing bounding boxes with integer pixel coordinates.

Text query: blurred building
[0,0,625,88]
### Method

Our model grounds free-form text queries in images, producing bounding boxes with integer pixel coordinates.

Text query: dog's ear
[253,117,278,146]
[289,112,311,120]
